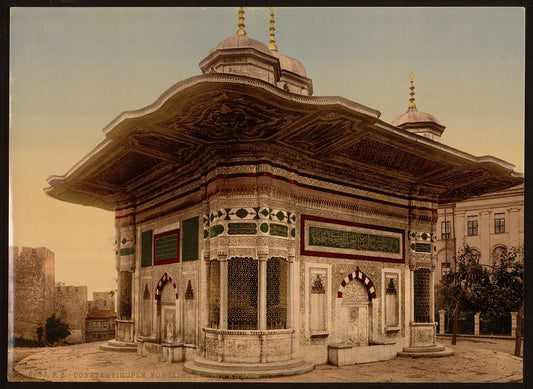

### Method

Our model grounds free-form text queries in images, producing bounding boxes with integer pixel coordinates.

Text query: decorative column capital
[257,250,269,261]
[217,252,227,262]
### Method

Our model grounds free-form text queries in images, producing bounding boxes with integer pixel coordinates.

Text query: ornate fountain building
[45,9,522,378]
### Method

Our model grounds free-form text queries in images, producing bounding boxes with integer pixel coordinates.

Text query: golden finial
[237,7,247,37]
[408,71,416,108]
[269,7,278,51]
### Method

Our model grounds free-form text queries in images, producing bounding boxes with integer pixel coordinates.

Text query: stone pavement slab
[10,337,523,383]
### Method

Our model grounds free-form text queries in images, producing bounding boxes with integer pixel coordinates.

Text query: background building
[87,291,116,312]
[86,291,116,342]
[435,184,524,283]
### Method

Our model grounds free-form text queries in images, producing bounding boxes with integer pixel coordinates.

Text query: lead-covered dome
[392,107,442,127]
[213,36,272,56]
[270,50,307,78]
[392,73,445,142]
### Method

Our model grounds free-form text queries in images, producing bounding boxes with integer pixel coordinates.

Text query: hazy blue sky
[10,7,524,296]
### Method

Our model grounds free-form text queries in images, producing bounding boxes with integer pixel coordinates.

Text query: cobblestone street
[9,336,523,383]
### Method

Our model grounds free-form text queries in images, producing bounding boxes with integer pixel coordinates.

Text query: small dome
[392,107,442,127]
[214,36,272,56]
[270,50,307,77]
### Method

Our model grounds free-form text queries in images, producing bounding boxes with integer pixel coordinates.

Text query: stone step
[184,359,315,379]
[396,347,454,358]
[192,356,306,371]
[107,340,137,347]
[99,340,137,352]
[401,345,446,353]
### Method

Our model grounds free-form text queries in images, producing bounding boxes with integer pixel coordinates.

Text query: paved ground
[8,336,523,383]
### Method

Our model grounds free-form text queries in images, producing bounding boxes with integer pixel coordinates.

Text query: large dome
[213,36,272,56]
[270,50,307,77]
[392,107,442,127]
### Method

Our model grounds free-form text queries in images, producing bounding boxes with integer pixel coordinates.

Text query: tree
[436,245,491,344]
[45,314,71,346]
[436,245,523,351]
[490,247,523,357]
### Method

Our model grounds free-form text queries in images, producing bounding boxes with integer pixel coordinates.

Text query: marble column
[218,253,228,330]
[258,251,268,330]
[114,207,137,343]
[286,251,295,329]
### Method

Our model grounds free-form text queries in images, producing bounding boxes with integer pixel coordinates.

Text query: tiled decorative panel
[408,230,436,253]
[203,207,295,239]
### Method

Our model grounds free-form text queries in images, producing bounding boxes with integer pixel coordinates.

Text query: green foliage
[437,245,524,318]
[36,326,43,342]
[45,314,71,345]
[14,338,44,347]
[486,247,524,315]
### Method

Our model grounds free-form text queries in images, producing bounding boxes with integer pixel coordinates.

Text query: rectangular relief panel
[301,215,404,263]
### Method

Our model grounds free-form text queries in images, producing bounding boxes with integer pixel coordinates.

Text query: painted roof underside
[45,74,523,211]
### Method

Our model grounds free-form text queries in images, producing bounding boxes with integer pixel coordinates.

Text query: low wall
[327,341,398,366]
[203,328,294,363]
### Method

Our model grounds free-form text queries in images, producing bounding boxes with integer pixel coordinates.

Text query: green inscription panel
[141,230,153,267]
[228,223,257,235]
[309,226,400,254]
[155,233,178,262]
[414,243,431,253]
[270,223,288,237]
[182,217,199,261]
[120,247,134,256]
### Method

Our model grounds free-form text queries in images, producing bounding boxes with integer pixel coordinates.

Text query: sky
[9,7,525,297]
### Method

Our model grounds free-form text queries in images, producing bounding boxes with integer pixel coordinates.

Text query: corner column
[286,249,295,329]
[218,253,228,330]
[258,251,268,330]
[113,206,137,345]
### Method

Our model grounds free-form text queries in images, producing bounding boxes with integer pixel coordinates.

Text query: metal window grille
[267,258,287,329]
[228,257,258,330]
[413,268,431,323]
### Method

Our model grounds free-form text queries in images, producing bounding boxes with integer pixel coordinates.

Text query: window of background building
[494,213,505,233]
[467,215,478,236]
[441,221,450,240]
[441,262,451,277]
[492,246,506,267]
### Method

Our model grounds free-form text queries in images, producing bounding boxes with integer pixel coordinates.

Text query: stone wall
[88,291,116,312]
[55,285,88,343]
[10,246,55,342]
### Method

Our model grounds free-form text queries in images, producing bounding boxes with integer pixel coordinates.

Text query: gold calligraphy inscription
[309,226,400,254]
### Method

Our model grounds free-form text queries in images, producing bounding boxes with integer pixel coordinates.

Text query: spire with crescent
[269,7,278,51]
[237,7,246,37]
[408,71,416,108]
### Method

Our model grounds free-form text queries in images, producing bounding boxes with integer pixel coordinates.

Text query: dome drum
[200,37,282,87]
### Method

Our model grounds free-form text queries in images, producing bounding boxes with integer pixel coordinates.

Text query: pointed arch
[155,272,178,300]
[337,268,376,301]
